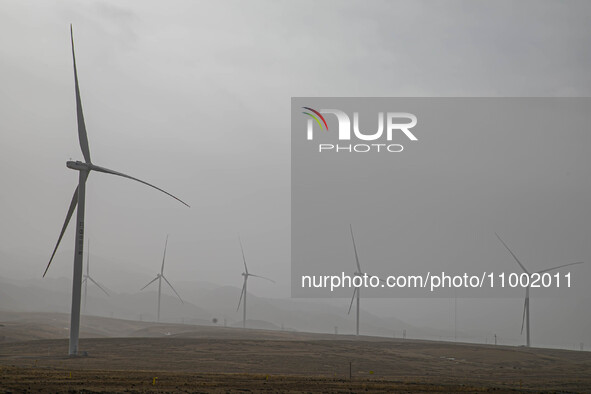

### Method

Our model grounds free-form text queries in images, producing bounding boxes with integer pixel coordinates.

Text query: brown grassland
[0,314,590,392]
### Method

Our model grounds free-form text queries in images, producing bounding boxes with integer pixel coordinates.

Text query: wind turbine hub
[66,160,91,171]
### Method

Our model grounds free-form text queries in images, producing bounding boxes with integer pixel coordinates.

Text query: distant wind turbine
[140,235,184,322]
[347,225,384,337]
[82,240,109,313]
[236,238,275,329]
[495,233,587,347]
[348,225,364,336]
[43,26,189,356]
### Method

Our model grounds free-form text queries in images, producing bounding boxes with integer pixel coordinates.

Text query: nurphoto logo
[302,107,418,153]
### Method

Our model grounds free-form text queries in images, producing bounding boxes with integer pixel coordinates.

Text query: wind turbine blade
[43,186,79,277]
[140,276,159,291]
[162,275,183,304]
[520,296,527,335]
[239,237,248,274]
[70,25,91,164]
[347,287,358,315]
[87,276,110,296]
[236,279,246,311]
[495,233,529,274]
[248,274,275,284]
[350,225,362,273]
[161,235,169,275]
[89,164,190,207]
[536,261,587,274]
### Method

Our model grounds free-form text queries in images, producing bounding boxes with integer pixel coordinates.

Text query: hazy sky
[1,0,591,314]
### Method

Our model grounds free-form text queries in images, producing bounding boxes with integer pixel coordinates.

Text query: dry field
[1,313,590,392]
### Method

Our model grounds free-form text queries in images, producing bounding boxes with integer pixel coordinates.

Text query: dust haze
[1,0,591,350]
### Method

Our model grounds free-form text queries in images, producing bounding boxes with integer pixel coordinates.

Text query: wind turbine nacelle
[66,161,91,171]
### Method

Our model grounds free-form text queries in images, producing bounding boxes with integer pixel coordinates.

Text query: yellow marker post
[153,377,158,385]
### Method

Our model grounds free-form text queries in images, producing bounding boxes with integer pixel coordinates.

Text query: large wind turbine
[495,233,587,347]
[82,240,109,313]
[43,26,189,356]
[236,238,275,329]
[140,235,184,322]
